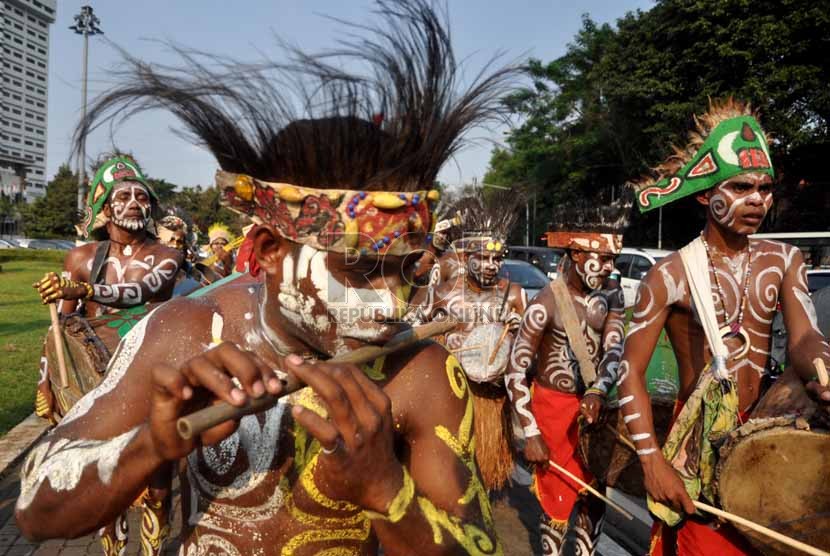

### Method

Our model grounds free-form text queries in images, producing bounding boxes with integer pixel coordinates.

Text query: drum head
[456,323,511,383]
[716,421,830,556]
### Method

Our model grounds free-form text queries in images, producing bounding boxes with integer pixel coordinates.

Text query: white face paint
[309,247,400,339]
[707,178,773,234]
[466,251,502,287]
[109,182,151,231]
[573,252,613,290]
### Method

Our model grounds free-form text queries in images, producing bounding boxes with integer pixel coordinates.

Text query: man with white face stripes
[504,197,630,555]
[31,153,183,555]
[623,98,830,555]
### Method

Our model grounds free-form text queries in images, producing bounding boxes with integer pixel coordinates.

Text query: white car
[615,247,674,307]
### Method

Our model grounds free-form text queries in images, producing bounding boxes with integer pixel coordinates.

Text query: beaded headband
[217,170,438,256]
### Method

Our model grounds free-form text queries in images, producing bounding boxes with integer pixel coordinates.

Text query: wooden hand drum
[714,368,830,556]
[45,314,120,418]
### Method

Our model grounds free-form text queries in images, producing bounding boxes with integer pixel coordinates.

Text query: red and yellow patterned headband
[545,231,623,255]
[218,170,438,256]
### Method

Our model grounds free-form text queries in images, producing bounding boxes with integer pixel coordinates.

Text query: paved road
[0,462,633,556]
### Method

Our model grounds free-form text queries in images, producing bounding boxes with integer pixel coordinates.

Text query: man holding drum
[504,199,630,555]
[618,98,830,555]
[16,2,516,554]
[31,153,183,555]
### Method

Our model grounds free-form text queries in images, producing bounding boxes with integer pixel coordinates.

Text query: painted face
[704,173,773,235]
[269,243,412,355]
[466,250,503,288]
[108,182,151,231]
[572,251,615,290]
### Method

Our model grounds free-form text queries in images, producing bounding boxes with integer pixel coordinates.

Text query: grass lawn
[0,253,63,434]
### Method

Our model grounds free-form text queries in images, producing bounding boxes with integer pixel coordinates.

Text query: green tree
[20,165,79,238]
[168,185,246,243]
[488,0,830,246]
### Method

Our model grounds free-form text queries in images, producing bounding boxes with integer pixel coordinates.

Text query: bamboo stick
[813,358,828,387]
[177,319,458,439]
[693,501,829,556]
[49,304,69,388]
[547,459,634,520]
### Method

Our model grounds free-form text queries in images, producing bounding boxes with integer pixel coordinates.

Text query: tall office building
[1,0,56,202]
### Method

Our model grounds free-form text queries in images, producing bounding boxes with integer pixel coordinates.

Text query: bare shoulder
[383,341,468,434]
[752,239,800,267]
[63,242,98,275]
[149,240,184,263]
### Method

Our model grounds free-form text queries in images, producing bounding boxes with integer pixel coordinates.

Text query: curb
[0,413,49,481]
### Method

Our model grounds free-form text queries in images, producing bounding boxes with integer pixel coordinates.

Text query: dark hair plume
[72,0,520,192]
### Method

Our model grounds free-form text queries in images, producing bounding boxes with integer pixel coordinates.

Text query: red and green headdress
[79,155,157,238]
[635,99,774,213]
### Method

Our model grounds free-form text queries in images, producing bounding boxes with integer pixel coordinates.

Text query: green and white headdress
[635,99,774,213]
[80,155,156,238]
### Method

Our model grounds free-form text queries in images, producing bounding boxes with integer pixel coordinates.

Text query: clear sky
[47,0,653,189]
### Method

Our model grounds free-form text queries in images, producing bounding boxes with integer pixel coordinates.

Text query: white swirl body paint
[17,427,140,510]
[187,400,287,501]
[505,303,548,437]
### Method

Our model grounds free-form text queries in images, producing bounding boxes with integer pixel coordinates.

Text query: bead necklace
[700,233,752,333]
[700,234,753,362]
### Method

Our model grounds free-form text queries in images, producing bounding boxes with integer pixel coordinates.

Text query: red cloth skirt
[531,385,593,522]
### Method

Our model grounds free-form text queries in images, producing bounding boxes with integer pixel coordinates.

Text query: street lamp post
[70,5,103,219]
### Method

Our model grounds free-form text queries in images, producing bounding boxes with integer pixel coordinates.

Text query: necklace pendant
[730,321,741,336]
[123,245,132,256]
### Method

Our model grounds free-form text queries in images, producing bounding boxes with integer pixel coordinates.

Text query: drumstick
[487,326,511,366]
[813,358,829,387]
[693,501,829,556]
[49,303,69,388]
[605,425,830,555]
[606,423,637,451]
[177,319,458,440]
[547,459,634,520]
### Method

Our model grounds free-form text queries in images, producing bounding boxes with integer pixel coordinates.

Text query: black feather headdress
[450,187,525,251]
[72,0,520,193]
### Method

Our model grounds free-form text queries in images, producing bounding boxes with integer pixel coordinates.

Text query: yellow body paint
[139,492,169,556]
[363,467,415,523]
[414,355,502,555]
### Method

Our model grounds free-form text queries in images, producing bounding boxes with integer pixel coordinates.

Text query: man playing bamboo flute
[504,199,630,555]
[617,98,830,555]
[15,2,519,555]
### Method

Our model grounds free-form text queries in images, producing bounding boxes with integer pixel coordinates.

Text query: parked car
[498,258,550,300]
[807,269,830,293]
[0,239,17,249]
[506,245,564,280]
[615,247,674,307]
[27,239,72,250]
